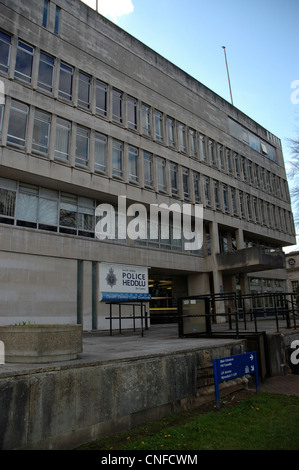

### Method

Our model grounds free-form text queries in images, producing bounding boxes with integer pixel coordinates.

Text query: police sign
[213,351,259,408]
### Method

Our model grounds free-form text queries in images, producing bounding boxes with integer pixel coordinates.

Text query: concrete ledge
[0,325,82,363]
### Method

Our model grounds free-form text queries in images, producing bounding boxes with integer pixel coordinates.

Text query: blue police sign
[213,351,259,408]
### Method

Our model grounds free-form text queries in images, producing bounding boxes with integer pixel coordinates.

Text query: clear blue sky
[82,0,299,243]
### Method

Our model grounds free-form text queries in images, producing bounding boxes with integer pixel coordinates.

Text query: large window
[38,52,54,93]
[42,0,50,28]
[127,97,138,130]
[54,6,61,35]
[193,172,201,203]
[157,157,166,192]
[143,151,153,187]
[189,129,197,157]
[94,132,107,173]
[154,111,163,142]
[95,80,107,116]
[0,178,16,224]
[7,100,29,148]
[167,117,176,147]
[112,139,123,178]
[78,72,91,109]
[55,118,71,160]
[58,62,73,101]
[32,109,51,154]
[170,163,178,196]
[128,146,138,183]
[141,104,151,137]
[0,31,11,73]
[14,41,34,83]
[182,167,190,199]
[178,122,186,153]
[75,126,90,167]
[16,183,39,227]
[112,89,123,123]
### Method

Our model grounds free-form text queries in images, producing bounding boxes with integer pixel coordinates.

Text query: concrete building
[0,0,296,330]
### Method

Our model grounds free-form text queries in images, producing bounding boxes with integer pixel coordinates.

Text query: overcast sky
[81,0,299,248]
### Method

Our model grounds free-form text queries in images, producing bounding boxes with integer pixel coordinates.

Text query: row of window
[0,178,203,254]
[0,29,288,202]
[0,98,293,233]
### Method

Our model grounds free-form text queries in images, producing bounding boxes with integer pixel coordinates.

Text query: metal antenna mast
[222,46,233,106]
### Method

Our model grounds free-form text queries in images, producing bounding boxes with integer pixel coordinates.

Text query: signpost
[213,351,259,408]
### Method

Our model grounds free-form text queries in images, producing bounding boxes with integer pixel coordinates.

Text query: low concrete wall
[0,325,82,363]
[0,341,245,450]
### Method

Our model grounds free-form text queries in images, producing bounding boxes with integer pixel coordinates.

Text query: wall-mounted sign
[99,263,151,301]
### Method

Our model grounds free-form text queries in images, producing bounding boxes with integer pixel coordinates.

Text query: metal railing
[178,292,299,338]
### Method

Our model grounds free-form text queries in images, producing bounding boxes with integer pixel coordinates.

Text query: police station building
[0,0,296,330]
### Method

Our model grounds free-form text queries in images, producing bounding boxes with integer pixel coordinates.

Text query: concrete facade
[0,0,296,329]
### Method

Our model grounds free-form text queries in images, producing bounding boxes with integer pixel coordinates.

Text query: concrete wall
[0,340,245,450]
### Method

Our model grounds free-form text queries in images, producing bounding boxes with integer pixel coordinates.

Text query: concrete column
[188,273,210,296]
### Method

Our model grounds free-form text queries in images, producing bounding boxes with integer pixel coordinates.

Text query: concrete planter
[0,324,82,363]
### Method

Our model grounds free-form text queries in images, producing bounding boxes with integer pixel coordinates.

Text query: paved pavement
[260,374,299,397]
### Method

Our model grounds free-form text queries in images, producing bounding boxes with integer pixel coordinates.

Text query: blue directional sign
[213,351,259,408]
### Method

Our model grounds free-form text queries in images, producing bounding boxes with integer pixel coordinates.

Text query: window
[241,157,247,181]
[189,129,197,157]
[204,177,211,206]
[127,97,138,130]
[141,104,151,136]
[0,178,16,224]
[112,89,123,123]
[94,132,107,173]
[170,163,178,196]
[154,111,163,142]
[38,52,54,93]
[182,168,190,199]
[78,197,94,237]
[218,145,224,170]
[0,31,11,73]
[157,157,166,192]
[213,180,220,210]
[209,139,216,165]
[39,187,58,231]
[226,148,233,173]
[15,41,34,83]
[54,6,61,35]
[222,184,229,212]
[239,191,244,218]
[143,151,153,187]
[193,172,201,203]
[231,187,238,216]
[58,62,73,101]
[16,184,38,227]
[199,135,207,162]
[234,152,240,177]
[7,100,29,147]
[75,126,90,167]
[96,80,107,116]
[60,193,77,234]
[167,117,175,147]
[42,0,50,28]
[178,123,186,152]
[128,146,138,183]
[55,118,71,160]
[246,194,252,220]
[0,103,4,139]
[78,72,91,109]
[112,139,123,178]
[32,109,51,154]
[292,281,299,293]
